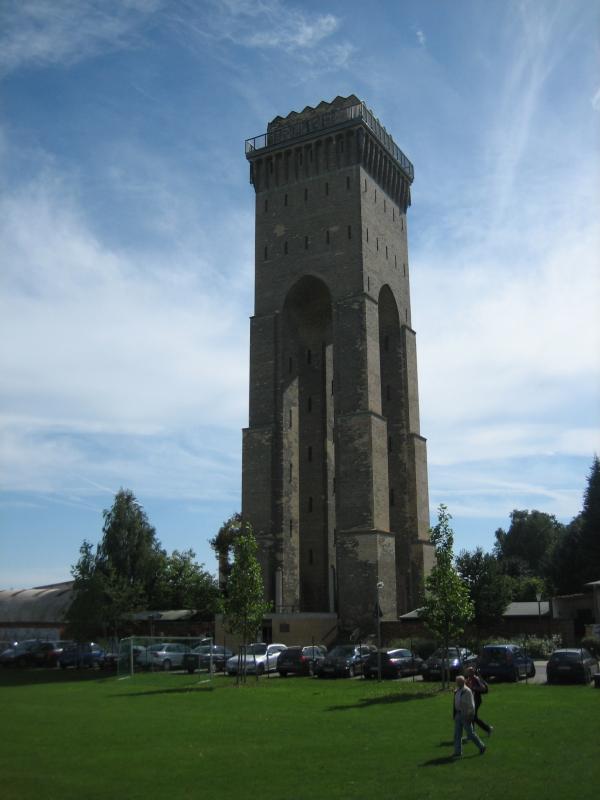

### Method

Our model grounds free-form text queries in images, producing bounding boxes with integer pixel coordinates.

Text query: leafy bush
[519,635,562,658]
[580,636,600,658]
[473,634,562,658]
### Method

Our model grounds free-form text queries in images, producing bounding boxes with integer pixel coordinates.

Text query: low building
[585,579,600,627]
[384,600,576,644]
[0,582,74,647]
[553,580,599,639]
[214,612,338,650]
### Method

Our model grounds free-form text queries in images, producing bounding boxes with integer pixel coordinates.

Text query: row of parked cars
[0,639,107,669]
[224,642,599,684]
[3,638,598,684]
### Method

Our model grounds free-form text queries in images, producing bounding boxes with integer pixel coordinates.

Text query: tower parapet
[246,95,413,212]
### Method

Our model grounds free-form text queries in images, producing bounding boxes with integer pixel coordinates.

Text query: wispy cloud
[197,0,340,51]
[0,0,160,75]
[592,87,600,111]
[416,28,426,47]
[164,0,353,76]
[0,135,250,500]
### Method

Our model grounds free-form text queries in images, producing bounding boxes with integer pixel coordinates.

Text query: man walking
[453,674,486,757]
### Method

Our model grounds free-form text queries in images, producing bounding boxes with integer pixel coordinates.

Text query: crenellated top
[245,96,413,210]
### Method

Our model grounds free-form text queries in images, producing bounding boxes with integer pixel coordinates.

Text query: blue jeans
[454,713,485,755]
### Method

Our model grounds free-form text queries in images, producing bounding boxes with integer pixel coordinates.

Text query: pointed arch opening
[282,276,335,612]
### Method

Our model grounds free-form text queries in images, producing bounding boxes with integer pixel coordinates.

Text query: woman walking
[466,665,493,736]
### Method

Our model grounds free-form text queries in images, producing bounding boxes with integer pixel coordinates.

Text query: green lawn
[2,669,599,799]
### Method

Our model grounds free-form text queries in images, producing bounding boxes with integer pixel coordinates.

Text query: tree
[456,548,512,640]
[222,521,270,684]
[152,549,220,616]
[69,544,145,640]
[68,489,217,639]
[68,541,110,641]
[98,488,164,594]
[493,509,563,579]
[210,513,242,593]
[578,455,600,584]
[550,457,600,592]
[420,505,474,688]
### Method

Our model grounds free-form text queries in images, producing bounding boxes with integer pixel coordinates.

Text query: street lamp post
[536,591,542,636]
[376,581,384,682]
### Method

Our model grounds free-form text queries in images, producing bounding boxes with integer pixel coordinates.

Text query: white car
[226,643,286,675]
[146,642,190,671]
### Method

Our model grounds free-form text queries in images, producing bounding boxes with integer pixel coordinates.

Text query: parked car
[277,645,327,677]
[546,648,599,684]
[100,651,119,670]
[421,646,478,681]
[0,639,71,668]
[59,642,105,669]
[1,640,39,667]
[146,643,191,671]
[478,644,535,682]
[317,644,375,678]
[183,645,234,673]
[127,645,151,668]
[363,648,424,679]
[226,643,287,676]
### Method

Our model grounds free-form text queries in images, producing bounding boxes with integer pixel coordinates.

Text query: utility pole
[376,580,384,682]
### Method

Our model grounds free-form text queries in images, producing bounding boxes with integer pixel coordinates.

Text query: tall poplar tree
[223,522,270,684]
[421,505,474,687]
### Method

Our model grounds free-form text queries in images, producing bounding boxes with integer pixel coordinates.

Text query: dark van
[479,644,535,682]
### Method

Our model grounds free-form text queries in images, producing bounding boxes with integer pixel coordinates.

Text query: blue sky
[1,0,599,589]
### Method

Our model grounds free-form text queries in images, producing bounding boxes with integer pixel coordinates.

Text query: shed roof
[128,610,196,622]
[504,601,550,617]
[0,582,74,623]
[399,601,550,620]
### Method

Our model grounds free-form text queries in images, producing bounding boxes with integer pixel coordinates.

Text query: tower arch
[378,284,410,613]
[281,276,334,612]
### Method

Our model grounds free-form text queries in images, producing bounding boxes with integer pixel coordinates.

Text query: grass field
[2,668,599,800]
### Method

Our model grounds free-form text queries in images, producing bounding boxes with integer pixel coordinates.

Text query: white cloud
[0,0,344,76]
[162,0,352,79]
[0,0,161,74]
[244,11,338,49]
[416,28,426,47]
[407,2,600,484]
[592,87,600,111]
[0,144,251,498]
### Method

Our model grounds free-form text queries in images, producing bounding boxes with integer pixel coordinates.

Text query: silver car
[226,643,287,676]
[146,643,190,671]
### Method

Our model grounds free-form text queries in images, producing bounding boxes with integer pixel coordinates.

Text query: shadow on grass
[111,685,215,698]
[421,755,458,767]
[0,668,116,688]
[422,747,485,766]
[326,690,436,712]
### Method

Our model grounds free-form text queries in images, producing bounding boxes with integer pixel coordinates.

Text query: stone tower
[242,95,433,634]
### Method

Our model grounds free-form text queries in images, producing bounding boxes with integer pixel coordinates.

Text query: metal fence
[245,101,413,180]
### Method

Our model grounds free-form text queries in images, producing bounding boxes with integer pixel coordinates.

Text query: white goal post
[116,635,215,679]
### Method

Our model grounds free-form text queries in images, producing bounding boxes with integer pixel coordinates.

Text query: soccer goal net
[116,635,216,679]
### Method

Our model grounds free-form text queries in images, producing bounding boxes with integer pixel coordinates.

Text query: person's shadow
[421,755,457,766]
[421,741,464,766]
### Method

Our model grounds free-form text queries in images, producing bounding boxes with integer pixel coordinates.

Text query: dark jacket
[466,675,488,709]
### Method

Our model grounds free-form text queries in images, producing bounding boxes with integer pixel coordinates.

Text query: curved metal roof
[0,582,74,623]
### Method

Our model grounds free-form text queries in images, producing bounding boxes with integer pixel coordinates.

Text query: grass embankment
[1,669,599,800]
